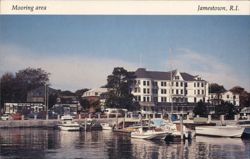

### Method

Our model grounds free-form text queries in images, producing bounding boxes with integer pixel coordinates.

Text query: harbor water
[0,128,250,159]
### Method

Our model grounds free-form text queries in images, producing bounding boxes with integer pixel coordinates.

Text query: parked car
[1,114,10,120]
[10,113,22,120]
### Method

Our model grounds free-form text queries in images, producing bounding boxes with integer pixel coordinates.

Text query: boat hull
[58,125,80,131]
[195,126,244,138]
[100,123,113,130]
[131,131,169,140]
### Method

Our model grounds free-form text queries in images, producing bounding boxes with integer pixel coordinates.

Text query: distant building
[82,88,108,111]
[4,102,45,114]
[27,86,57,103]
[209,90,240,106]
[82,88,108,97]
[53,94,80,115]
[132,68,210,113]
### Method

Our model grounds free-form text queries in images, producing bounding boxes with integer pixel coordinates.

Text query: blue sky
[0,16,249,91]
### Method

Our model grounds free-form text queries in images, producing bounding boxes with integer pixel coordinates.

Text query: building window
[185,90,187,95]
[176,89,179,95]
[175,76,179,80]
[176,82,179,87]
[197,82,200,87]
[198,90,200,95]
[181,90,183,94]
[147,97,150,102]
[202,90,204,95]
[143,81,146,86]
[161,97,167,102]
[143,97,146,102]
[233,95,236,99]
[143,88,146,94]
[161,89,167,94]
[134,88,137,93]
[185,82,187,87]
[194,83,196,87]
[194,90,196,94]
[194,97,197,103]
[161,82,166,87]
[227,95,229,98]
[147,89,150,94]
[172,89,174,94]
[201,83,204,87]
[180,82,183,87]
[147,81,150,86]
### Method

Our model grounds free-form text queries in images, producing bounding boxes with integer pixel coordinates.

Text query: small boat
[58,115,80,131]
[131,127,170,140]
[81,119,102,131]
[100,123,113,130]
[195,125,244,138]
[151,118,193,140]
[235,120,250,138]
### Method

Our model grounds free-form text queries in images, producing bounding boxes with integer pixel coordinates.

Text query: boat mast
[169,48,173,114]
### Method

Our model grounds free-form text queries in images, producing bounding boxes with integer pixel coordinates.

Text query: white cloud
[1,44,249,92]
[0,44,138,91]
[166,48,250,91]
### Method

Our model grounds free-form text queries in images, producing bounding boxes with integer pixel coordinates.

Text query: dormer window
[175,76,179,80]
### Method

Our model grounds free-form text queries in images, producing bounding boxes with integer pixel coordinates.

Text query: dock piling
[180,114,183,140]
[234,114,239,122]
[208,115,211,123]
[220,115,225,125]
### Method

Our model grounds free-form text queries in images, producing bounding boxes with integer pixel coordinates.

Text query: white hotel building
[132,68,209,112]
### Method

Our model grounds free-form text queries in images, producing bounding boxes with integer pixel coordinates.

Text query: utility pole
[0,82,2,114]
[169,48,174,118]
[45,83,48,120]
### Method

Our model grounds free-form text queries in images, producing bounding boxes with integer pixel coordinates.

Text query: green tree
[48,93,58,109]
[75,88,89,112]
[209,83,226,93]
[105,67,139,111]
[0,72,16,111]
[15,67,50,102]
[80,98,90,111]
[0,68,50,109]
[215,101,238,119]
[230,86,250,108]
[75,89,89,99]
[193,100,207,117]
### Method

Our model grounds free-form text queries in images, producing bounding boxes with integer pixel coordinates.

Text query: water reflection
[0,129,249,159]
[195,136,250,159]
[0,128,60,159]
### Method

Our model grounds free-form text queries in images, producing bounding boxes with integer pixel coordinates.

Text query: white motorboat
[131,127,170,140]
[195,125,244,138]
[58,115,80,131]
[151,118,193,139]
[100,123,113,130]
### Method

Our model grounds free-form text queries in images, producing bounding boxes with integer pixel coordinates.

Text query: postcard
[0,0,250,159]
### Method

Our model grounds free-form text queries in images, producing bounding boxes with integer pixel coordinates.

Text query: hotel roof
[134,68,201,81]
